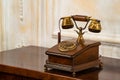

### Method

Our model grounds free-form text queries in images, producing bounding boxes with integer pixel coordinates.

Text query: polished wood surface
[0,46,78,80]
[0,46,120,80]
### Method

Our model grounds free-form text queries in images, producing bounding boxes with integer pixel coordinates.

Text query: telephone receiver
[58,15,101,47]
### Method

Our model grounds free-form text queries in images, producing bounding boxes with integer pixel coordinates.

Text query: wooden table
[0,46,120,80]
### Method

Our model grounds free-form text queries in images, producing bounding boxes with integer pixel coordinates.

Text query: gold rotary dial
[58,41,76,52]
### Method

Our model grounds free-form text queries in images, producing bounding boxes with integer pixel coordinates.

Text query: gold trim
[58,41,76,52]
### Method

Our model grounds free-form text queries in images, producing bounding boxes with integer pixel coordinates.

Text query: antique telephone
[45,15,102,76]
[58,15,101,51]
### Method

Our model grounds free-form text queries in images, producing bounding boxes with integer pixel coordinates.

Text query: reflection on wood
[0,46,120,80]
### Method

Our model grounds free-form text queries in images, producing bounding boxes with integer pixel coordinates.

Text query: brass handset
[61,17,74,29]
[88,19,101,33]
[58,15,101,52]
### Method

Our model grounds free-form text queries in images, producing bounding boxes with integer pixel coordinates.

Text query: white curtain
[0,0,41,51]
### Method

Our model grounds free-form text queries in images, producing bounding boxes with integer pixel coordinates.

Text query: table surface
[0,46,120,80]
